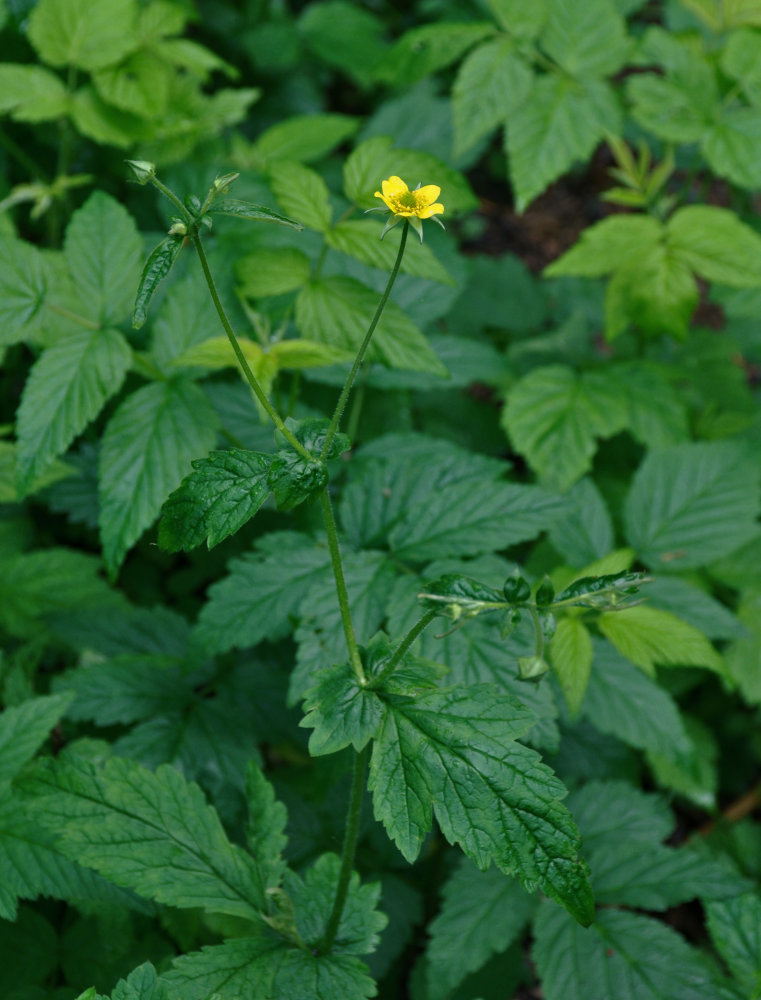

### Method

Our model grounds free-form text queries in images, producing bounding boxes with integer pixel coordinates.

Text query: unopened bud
[168,220,187,236]
[125,160,156,184]
[213,172,239,194]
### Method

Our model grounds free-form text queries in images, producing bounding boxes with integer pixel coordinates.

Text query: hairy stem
[370,609,438,688]
[320,489,365,684]
[319,744,370,954]
[320,221,409,460]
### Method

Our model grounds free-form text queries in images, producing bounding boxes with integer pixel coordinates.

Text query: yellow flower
[368,175,445,242]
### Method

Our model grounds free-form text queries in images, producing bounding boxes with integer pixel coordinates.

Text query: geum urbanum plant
[37,161,648,1000]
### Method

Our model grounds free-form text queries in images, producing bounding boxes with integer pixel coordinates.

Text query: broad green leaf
[646,714,719,809]
[0,236,48,345]
[681,0,761,29]
[71,84,142,148]
[267,450,327,511]
[599,605,724,675]
[245,762,288,890]
[706,893,761,997]
[721,27,761,103]
[269,339,355,369]
[93,50,172,117]
[548,479,614,567]
[251,113,360,166]
[501,365,629,492]
[426,859,536,1000]
[0,693,73,784]
[388,480,564,562]
[295,277,447,376]
[604,244,698,339]
[158,449,272,552]
[148,274,221,374]
[196,533,331,654]
[540,0,631,78]
[703,106,761,190]
[725,589,761,704]
[111,963,167,1000]
[506,75,621,211]
[15,327,132,494]
[369,685,594,924]
[301,660,384,756]
[581,640,690,756]
[452,38,533,156]
[0,547,118,639]
[132,237,185,330]
[325,220,454,285]
[533,904,728,1000]
[0,64,69,121]
[268,161,332,232]
[568,779,674,848]
[645,576,745,641]
[298,0,387,87]
[98,380,219,575]
[544,214,663,278]
[343,136,477,214]
[376,22,494,85]
[30,753,266,918]
[489,0,547,35]
[208,199,303,229]
[611,362,688,447]
[28,0,138,70]
[667,205,761,287]
[237,247,312,298]
[550,618,593,715]
[624,441,761,570]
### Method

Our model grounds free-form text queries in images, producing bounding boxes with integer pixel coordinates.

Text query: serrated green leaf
[506,75,621,211]
[251,113,360,166]
[93,50,171,117]
[369,684,593,924]
[725,589,761,704]
[581,639,690,756]
[16,327,132,494]
[196,534,331,654]
[550,618,593,716]
[208,199,303,229]
[29,754,266,918]
[488,0,547,36]
[325,220,454,285]
[0,64,69,121]
[158,449,271,552]
[706,893,761,997]
[605,244,698,340]
[343,135,477,214]
[111,963,167,1000]
[237,247,312,298]
[646,576,745,641]
[452,38,533,156]
[163,934,285,1000]
[98,380,219,575]
[28,0,138,70]
[646,714,718,809]
[533,904,727,1000]
[624,441,761,570]
[71,84,142,148]
[545,214,663,278]
[540,0,631,77]
[426,858,536,1000]
[267,451,327,511]
[599,605,725,675]
[376,21,494,85]
[721,27,761,103]
[268,161,332,232]
[0,236,48,345]
[0,693,73,783]
[388,480,564,562]
[298,0,387,87]
[301,661,384,756]
[703,106,761,190]
[245,762,288,890]
[667,204,761,286]
[295,276,447,376]
[132,237,185,330]
[548,479,614,567]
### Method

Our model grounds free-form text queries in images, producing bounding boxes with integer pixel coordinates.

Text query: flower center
[396,191,419,209]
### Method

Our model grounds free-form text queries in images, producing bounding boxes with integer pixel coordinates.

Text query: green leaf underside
[133,237,185,330]
[158,449,271,552]
[29,754,265,919]
[209,198,303,229]
[368,685,593,924]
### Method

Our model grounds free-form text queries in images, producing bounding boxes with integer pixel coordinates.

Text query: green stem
[320,489,365,685]
[150,176,191,221]
[370,609,437,689]
[0,126,46,180]
[527,605,545,660]
[320,221,409,460]
[319,744,369,954]
[191,233,311,461]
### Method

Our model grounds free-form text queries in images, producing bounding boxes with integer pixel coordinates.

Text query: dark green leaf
[0,693,73,783]
[267,451,327,511]
[245,762,288,890]
[706,893,761,996]
[208,198,303,229]
[111,963,168,1000]
[0,236,48,345]
[300,660,384,756]
[133,237,185,330]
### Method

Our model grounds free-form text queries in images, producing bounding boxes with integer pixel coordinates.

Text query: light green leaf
[98,380,219,575]
[268,161,332,232]
[550,618,593,716]
[533,904,727,1000]
[208,199,302,229]
[30,753,265,918]
[706,893,761,997]
[16,327,132,494]
[295,277,447,376]
[70,85,142,148]
[703,106,761,190]
[721,27,761,103]
[452,38,533,156]
[252,113,360,166]
[725,589,761,705]
[0,236,48,345]
[325,220,454,285]
[376,21,494,85]
[506,75,621,211]
[426,858,536,1000]
[343,135,477,214]
[604,245,698,339]
[544,214,663,278]
[196,533,331,654]
[158,449,272,552]
[388,480,564,562]
[624,441,761,570]
[488,0,547,36]
[132,236,185,330]
[667,205,761,287]
[28,0,138,70]
[0,64,69,121]
[0,693,73,784]
[93,51,171,117]
[369,685,594,924]
[581,639,691,756]
[237,247,312,298]
[598,605,724,676]
[540,0,631,78]
[680,0,761,31]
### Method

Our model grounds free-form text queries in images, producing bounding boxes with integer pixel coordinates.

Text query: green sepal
[503,574,531,604]
[132,235,185,329]
[158,449,272,552]
[554,571,648,609]
[535,577,555,607]
[207,198,303,229]
[519,655,550,679]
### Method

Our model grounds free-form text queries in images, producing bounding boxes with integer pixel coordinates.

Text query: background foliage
[1,0,761,998]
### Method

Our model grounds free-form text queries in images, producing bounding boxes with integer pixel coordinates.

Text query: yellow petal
[416,184,441,206]
[418,202,444,219]
[382,175,409,197]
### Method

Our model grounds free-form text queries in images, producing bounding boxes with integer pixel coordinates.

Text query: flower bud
[125,160,156,185]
